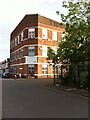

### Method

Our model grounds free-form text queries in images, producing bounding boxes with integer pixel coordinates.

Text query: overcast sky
[0,0,67,62]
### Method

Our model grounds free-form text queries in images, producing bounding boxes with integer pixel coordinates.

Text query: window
[14,52,17,60]
[10,66,18,74]
[28,28,35,39]
[28,65,34,76]
[42,29,48,39]
[18,35,21,44]
[15,38,17,46]
[13,52,16,60]
[21,32,24,41]
[52,47,57,54]
[10,52,16,61]
[62,33,65,38]
[52,31,57,41]
[28,47,35,56]
[19,48,24,58]
[16,51,18,59]
[42,46,47,57]
[17,51,19,59]
[42,64,47,74]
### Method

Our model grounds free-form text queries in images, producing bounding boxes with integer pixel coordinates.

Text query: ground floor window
[42,64,47,74]
[28,64,34,76]
[10,66,18,74]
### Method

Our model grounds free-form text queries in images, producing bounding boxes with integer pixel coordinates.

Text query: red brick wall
[10,14,65,78]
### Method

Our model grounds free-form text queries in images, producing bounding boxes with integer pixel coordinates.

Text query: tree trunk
[77,64,80,87]
[71,63,77,87]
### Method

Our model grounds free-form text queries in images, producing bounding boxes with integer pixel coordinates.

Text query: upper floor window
[16,51,19,59]
[28,28,35,39]
[52,31,57,41]
[15,38,17,46]
[21,32,24,41]
[42,29,48,39]
[18,35,21,44]
[19,48,24,58]
[52,47,57,54]
[17,51,20,59]
[42,46,47,57]
[11,52,15,61]
[28,46,35,56]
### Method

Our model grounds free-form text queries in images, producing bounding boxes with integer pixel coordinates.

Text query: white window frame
[52,47,57,55]
[52,31,58,41]
[18,35,21,44]
[42,29,48,39]
[42,46,47,57]
[62,33,65,38]
[19,48,24,58]
[15,38,17,46]
[21,32,24,41]
[42,64,47,74]
[28,64,34,75]
[28,46,35,56]
[28,28,35,39]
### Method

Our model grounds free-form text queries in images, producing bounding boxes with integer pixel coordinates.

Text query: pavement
[1,77,89,98]
[24,78,89,98]
[2,79,88,118]
[45,83,89,98]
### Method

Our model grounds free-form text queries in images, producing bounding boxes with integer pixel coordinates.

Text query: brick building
[10,14,64,78]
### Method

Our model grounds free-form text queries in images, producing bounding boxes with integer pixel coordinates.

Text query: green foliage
[58,0,89,62]
[48,0,90,87]
[47,47,55,60]
[56,0,90,88]
[47,47,58,63]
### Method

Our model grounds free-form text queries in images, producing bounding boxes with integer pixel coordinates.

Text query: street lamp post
[47,56,56,85]
[46,57,51,78]
[59,63,63,84]
[53,63,56,85]
[53,57,60,85]
[47,56,61,85]
[56,57,60,84]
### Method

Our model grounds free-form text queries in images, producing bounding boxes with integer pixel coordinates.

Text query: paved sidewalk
[45,83,89,98]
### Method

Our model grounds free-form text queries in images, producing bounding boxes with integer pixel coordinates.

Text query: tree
[56,0,90,87]
[85,1,90,88]
[47,47,56,84]
[47,47,60,84]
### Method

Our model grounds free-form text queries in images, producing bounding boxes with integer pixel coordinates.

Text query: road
[1,78,88,118]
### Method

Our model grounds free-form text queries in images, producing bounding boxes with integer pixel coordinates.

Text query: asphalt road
[2,78,88,118]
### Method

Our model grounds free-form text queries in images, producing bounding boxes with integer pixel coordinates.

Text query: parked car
[2,72,10,78]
